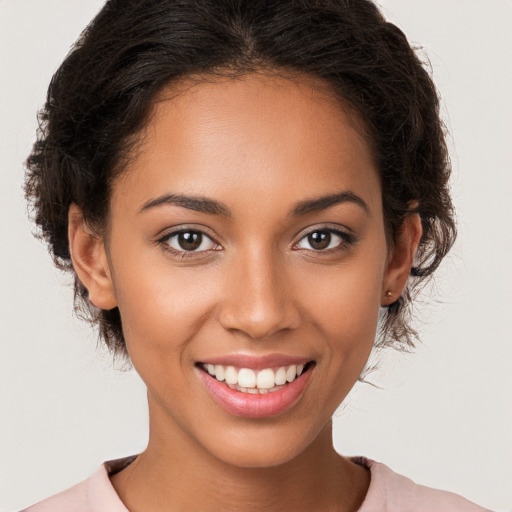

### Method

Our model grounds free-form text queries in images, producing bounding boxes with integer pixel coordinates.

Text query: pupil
[178,231,202,250]
[308,231,330,250]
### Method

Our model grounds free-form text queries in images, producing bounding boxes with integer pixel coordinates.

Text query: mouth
[196,358,316,418]
[197,361,315,394]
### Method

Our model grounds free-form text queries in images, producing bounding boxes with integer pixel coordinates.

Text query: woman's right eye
[159,230,218,253]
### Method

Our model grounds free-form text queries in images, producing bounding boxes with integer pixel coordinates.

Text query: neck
[111,396,370,512]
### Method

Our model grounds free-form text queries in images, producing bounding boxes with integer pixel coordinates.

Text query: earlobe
[68,204,117,310]
[381,213,423,306]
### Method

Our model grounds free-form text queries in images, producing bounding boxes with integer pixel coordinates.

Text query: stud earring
[385,290,393,298]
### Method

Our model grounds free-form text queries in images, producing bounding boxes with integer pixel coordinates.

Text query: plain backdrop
[0,1,511,510]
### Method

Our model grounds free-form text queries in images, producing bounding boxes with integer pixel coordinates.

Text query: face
[91,73,394,467]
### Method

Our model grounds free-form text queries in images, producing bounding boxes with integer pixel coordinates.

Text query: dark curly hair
[25,0,456,359]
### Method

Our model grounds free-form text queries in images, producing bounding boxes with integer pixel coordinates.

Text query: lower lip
[198,367,313,419]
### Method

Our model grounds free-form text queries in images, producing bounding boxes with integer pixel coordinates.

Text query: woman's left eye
[160,230,218,253]
[295,229,349,251]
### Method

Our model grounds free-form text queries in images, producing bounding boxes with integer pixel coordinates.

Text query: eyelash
[157,228,220,259]
[293,227,356,253]
[156,226,356,259]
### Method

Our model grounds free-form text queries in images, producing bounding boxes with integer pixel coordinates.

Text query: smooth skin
[68,72,422,512]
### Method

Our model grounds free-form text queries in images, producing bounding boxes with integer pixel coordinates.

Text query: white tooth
[275,367,287,385]
[247,387,258,394]
[258,389,269,394]
[286,365,297,382]
[225,366,238,385]
[297,364,304,376]
[214,365,225,382]
[238,368,256,388]
[257,369,275,389]
[207,364,215,376]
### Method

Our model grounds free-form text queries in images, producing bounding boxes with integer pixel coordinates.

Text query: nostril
[217,305,301,341]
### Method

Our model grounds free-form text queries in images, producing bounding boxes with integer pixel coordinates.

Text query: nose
[217,248,301,340]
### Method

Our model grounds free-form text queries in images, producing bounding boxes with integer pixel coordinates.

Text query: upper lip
[197,353,313,371]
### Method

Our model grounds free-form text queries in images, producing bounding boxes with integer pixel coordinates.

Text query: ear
[381,213,423,306]
[68,204,117,310]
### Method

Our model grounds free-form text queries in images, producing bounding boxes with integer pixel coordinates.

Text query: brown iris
[177,231,202,250]
[308,231,331,250]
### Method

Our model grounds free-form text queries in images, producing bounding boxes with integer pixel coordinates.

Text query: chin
[200,420,326,470]
[213,443,304,469]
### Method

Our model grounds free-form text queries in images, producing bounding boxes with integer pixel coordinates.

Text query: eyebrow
[290,191,368,216]
[139,194,232,216]
[139,190,368,217]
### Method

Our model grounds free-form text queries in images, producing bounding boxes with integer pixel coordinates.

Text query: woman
[2,0,508,510]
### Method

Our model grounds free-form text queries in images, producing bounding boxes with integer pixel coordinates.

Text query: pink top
[22,456,490,512]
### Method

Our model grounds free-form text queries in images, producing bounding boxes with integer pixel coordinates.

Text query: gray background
[1,1,511,510]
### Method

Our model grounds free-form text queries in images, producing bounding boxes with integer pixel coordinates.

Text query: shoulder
[353,456,492,512]
[20,478,89,512]
[21,459,130,512]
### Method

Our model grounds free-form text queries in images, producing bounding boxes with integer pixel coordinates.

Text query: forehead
[114,72,381,216]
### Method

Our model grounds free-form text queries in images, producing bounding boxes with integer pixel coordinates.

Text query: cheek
[127,283,215,342]
[306,281,380,356]
[295,249,386,360]
[110,248,221,360]
[297,266,383,412]
[112,263,224,410]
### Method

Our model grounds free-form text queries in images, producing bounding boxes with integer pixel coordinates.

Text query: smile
[197,357,315,418]
[201,362,312,394]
